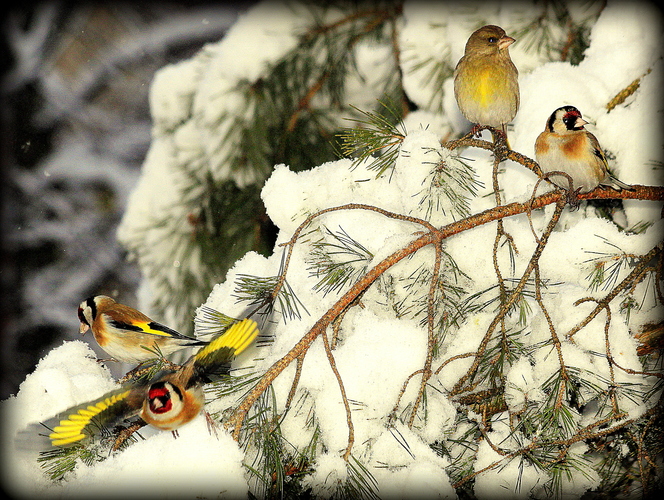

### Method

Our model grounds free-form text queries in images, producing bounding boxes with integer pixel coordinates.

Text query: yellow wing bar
[122,320,180,338]
[194,318,258,362]
[48,389,132,447]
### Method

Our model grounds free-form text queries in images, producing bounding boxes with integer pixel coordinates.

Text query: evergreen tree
[36,1,663,498]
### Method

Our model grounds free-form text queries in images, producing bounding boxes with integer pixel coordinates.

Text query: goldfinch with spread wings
[20,318,258,448]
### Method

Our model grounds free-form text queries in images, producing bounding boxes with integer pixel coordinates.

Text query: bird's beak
[80,323,90,334]
[575,117,588,128]
[498,36,515,50]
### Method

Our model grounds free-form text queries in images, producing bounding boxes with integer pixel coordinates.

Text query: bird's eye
[488,37,498,43]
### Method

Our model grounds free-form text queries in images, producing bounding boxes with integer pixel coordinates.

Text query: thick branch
[228,185,663,438]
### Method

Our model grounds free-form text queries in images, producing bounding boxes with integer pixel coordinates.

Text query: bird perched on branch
[535,106,634,194]
[454,24,519,144]
[19,318,259,448]
[78,295,208,364]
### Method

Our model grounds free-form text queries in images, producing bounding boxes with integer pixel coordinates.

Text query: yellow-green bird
[454,25,519,141]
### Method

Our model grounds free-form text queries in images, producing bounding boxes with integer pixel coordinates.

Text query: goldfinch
[534,106,633,193]
[21,318,259,448]
[78,295,208,364]
[453,25,519,141]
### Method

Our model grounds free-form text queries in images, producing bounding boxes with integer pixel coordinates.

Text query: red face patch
[148,385,172,414]
[563,109,580,121]
[562,108,583,130]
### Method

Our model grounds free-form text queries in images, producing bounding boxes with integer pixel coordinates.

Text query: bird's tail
[602,174,635,191]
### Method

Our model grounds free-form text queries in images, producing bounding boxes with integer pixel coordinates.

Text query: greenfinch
[453,25,519,141]
[535,106,633,193]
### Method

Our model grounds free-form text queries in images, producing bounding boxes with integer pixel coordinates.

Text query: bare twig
[321,329,355,460]
[567,244,662,339]
[407,240,443,427]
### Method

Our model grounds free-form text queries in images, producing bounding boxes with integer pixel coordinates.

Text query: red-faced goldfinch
[454,25,519,141]
[21,318,259,448]
[535,106,633,193]
[78,295,208,364]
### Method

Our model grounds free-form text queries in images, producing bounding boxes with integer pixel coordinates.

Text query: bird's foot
[483,125,508,147]
[566,187,583,210]
[470,124,486,138]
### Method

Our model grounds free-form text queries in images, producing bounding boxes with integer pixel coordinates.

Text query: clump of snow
[2,342,116,496]
[65,419,247,499]
[303,452,349,498]
[369,424,456,498]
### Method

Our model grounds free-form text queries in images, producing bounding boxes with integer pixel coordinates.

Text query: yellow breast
[474,68,494,107]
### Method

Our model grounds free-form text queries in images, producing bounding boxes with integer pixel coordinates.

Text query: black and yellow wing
[19,386,143,449]
[106,316,207,346]
[191,318,258,383]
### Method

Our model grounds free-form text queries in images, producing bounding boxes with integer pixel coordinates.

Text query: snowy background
[2,1,663,499]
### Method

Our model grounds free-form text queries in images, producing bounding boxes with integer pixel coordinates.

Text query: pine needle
[307,226,374,295]
[195,306,239,338]
[338,101,406,178]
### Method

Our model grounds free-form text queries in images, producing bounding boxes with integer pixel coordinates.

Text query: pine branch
[233,273,308,322]
[37,421,141,481]
[567,244,663,340]
[338,455,381,500]
[451,197,568,397]
[38,446,101,481]
[226,179,663,437]
[308,226,374,296]
[194,306,240,337]
[418,148,483,220]
[338,101,406,177]
[216,112,663,499]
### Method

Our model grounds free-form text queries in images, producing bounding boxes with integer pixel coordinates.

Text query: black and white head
[77,295,116,334]
[77,296,98,333]
[546,106,589,134]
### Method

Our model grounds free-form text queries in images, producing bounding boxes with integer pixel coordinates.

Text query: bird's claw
[565,187,582,210]
[470,124,485,138]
